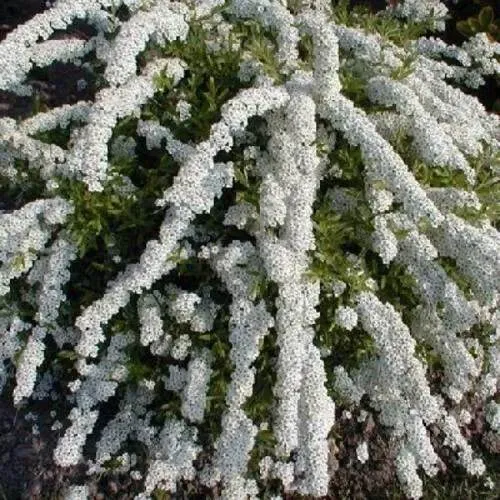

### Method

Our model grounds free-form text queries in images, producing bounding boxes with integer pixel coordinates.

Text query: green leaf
[11,253,26,272]
[57,350,79,360]
[479,6,494,30]
[468,18,481,34]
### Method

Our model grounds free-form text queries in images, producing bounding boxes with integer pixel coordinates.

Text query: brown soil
[0,395,146,499]
[0,396,83,499]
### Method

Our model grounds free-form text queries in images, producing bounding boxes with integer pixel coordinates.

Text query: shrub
[0,1,499,498]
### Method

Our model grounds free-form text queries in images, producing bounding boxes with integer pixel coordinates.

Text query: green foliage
[33,125,71,149]
[142,10,285,146]
[331,0,436,45]
[297,32,314,70]
[0,159,46,213]
[57,143,170,259]
[456,2,499,42]
[152,488,170,500]
[235,20,286,83]
[233,157,261,209]
[390,52,418,80]
[469,145,500,228]
[142,19,245,142]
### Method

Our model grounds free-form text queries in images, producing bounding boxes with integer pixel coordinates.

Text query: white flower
[54,407,99,467]
[331,279,347,297]
[389,0,448,31]
[181,349,213,423]
[64,485,89,500]
[176,99,192,121]
[13,327,47,404]
[104,1,190,86]
[223,201,258,229]
[170,334,192,361]
[335,306,358,331]
[141,419,200,495]
[485,402,500,433]
[356,441,369,464]
[167,287,202,324]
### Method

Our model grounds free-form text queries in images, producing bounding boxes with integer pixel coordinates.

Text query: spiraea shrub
[0,1,499,498]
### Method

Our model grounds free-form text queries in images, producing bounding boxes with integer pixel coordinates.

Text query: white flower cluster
[356,441,369,464]
[103,1,190,86]
[54,406,100,468]
[74,83,288,360]
[461,33,500,85]
[1,1,499,499]
[352,292,445,498]
[388,0,448,31]
[413,32,500,89]
[140,418,201,497]
[486,401,500,433]
[64,484,89,500]
[12,326,47,404]
[408,72,498,160]
[0,198,74,296]
[20,101,91,136]
[332,365,364,405]
[324,91,444,228]
[223,201,258,230]
[441,414,486,476]
[176,99,192,121]
[295,342,335,495]
[200,241,274,497]
[138,292,171,356]
[65,58,185,191]
[0,316,31,393]
[167,286,202,323]
[366,76,475,183]
[334,305,358,331]
[163,364,187,393]
[27,232,77,327]
[0,0,116,95]
[251,54,334,494]
[31,38,95,69]
[391,223,484,402]
[433,214,500,303]
[170,333,192,360]
[54,333,131,467]
[181,348,213,423]
[413,36,472,68]
[10,231,77,404]
[91,382,155,472]
[137,118,195,160]
[0,117,67,182]
[228,0,300,71]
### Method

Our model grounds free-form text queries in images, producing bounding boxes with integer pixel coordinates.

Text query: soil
[0,394,147,499]
[327,408,401,500]
[0,395,83,499]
